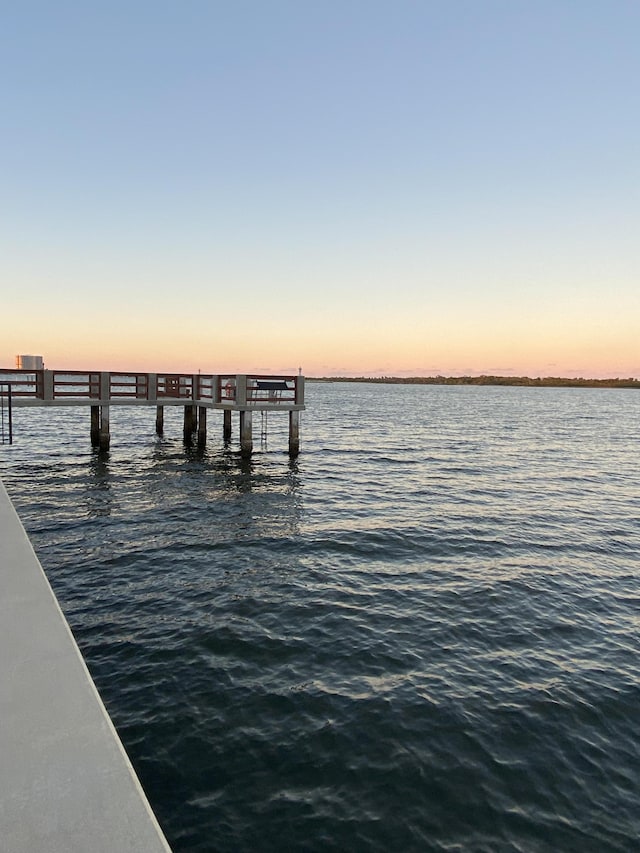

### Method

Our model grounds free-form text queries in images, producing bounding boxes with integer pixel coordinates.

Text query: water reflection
[131,434,305,543]
[1,403,304,554]
[86,448,112,517]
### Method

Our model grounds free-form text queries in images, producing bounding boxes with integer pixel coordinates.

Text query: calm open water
[2,382,640,852]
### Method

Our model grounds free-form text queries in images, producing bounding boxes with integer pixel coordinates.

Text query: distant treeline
[310,375,640,388]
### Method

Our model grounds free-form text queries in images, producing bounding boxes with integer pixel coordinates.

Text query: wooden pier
[0,370,305,457]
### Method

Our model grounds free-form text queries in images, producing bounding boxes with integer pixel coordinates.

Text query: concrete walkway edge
[0,479,172,852]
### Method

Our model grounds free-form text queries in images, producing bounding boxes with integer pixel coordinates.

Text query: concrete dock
[0,479,172,852]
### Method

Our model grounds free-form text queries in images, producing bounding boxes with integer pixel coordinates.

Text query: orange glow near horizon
[3,325,639,380]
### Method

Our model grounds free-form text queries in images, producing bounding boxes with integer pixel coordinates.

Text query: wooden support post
[223,409,232,442]
[99,406,110,451]
[212,374,221,404]
[183,404,197,440]
[197,406,207,446]
[235,374,247,406]
[239,410,252,458]
[289,410,300,457]
[90,405,100,447]
[99,371,110,401]
[42,370,54,402]
[155,406,164,435]
[148,373,158,402]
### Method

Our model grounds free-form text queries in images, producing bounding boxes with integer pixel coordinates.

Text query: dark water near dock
[2,383,640,852]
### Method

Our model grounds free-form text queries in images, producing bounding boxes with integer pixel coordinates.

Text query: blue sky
[2,1,639,376]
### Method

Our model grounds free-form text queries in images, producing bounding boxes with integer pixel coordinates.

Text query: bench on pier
[255,380,290,391]
[250,379,291,402]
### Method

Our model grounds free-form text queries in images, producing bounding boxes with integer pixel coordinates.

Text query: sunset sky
[2,1,639,377]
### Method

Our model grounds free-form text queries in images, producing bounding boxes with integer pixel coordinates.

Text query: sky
[2,1,639,378]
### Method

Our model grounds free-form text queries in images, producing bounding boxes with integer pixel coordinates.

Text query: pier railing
[0,370,304,408]
[0,371,39,397]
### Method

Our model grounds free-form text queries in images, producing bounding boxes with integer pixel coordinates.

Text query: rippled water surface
[2,383,640,851]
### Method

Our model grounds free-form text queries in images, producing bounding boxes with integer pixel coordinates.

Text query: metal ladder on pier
[260,411,268,448]
[0,382,13,444]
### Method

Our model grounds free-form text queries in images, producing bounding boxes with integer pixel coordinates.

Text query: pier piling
[197,406,207,446]
[289,410,300,457]
[239,411,253,458]
[223,409,232,442]
[90,406,100,447]
[99,406,110,451]
[183,404,197,440]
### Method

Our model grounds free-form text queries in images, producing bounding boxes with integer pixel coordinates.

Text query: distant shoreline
[308,376,640,389]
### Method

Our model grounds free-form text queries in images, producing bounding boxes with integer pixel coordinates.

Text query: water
[2,383,640,852]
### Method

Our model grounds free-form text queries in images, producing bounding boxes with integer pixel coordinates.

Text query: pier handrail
[156,374,194,399]
[108,373,149,399]
[218,375,236,402]
[196,374,214,401]
[0,369,304,407]
[51,372,101,398]
[0,369,42,397]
